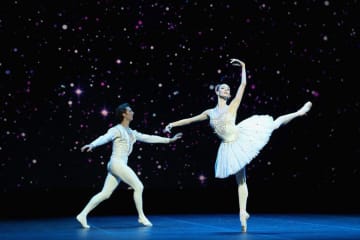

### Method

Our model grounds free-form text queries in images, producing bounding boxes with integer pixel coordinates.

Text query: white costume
[208,100,311,232]
[90,124,170,166]
[209,109,275,179]
[163,58,312,232]
[76,124,171,228]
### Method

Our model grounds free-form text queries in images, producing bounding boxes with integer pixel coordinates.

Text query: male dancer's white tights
[76,162,151,228]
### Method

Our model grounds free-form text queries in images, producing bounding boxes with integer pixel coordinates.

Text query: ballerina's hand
[164,124,172,133]
[230,58,245,67]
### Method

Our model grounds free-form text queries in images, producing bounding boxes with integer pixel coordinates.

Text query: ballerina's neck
[215,104,229,114]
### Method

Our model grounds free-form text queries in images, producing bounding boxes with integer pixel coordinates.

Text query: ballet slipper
[76,214,90,229]
[298,101,312,116]
[240,211,250,233]
[138,216,153,227]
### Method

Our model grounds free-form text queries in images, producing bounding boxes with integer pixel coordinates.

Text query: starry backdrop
[0,0,359,216]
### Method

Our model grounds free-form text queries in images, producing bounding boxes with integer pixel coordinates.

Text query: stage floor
[1,214,360,240]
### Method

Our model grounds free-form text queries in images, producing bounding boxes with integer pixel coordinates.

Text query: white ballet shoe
[240,211,250,233]
[76,214,90,229]
[298,101,312,116]
[138,217,153,227]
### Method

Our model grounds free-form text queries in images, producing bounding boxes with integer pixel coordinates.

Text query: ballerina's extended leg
[273,101,312,129]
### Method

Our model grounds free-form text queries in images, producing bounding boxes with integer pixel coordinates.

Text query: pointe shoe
[138,217,153,227]
[240,212,250,233]
[298,101,312,116]
[76,214,90,229]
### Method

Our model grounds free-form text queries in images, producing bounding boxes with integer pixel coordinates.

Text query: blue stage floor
[1,214,360,240]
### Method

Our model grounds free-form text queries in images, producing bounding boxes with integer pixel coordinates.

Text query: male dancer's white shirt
[89,124,170,164]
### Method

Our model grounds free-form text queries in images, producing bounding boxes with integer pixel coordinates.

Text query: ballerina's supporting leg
[236,168,250,233]
[273,101,312,130]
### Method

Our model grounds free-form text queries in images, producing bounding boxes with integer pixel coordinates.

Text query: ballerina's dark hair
[215,84,221,92]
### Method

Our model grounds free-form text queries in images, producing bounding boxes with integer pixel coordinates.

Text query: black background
[0,0,359,218]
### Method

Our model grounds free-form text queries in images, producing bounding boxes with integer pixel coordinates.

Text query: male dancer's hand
[81,144,93,152]
[170,132,183,142]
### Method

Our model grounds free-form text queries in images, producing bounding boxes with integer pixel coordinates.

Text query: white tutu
[213,115,275,178]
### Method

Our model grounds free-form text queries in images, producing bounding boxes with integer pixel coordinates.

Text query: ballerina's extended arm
[164,110,210,133]
[228,58,247,114]
[134,131,183,143]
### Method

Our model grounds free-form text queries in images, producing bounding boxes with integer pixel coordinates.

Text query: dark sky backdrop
[0,0,359,214]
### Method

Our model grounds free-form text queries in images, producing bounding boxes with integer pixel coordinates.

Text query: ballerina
[164,58,312,232]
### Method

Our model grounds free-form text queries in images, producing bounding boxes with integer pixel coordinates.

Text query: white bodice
[209,109,238,142]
